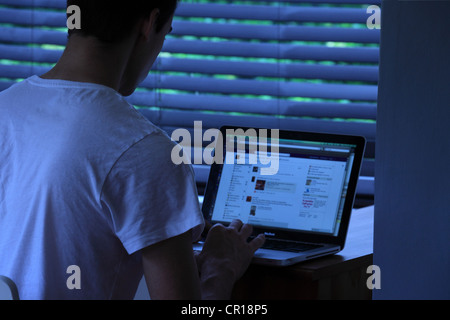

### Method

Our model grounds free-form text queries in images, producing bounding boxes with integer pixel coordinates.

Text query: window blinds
[0,0,379,196]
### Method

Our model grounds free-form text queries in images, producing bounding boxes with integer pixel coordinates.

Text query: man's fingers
[208,220,264,254]
[249,234,265,252]
[240,223,253,238]
[229,219,243,231]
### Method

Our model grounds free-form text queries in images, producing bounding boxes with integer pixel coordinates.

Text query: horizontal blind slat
[0,8,65,27]
[163,39,379,63]
[176,3,372,23]
[0,44,62,63]
[128,92,376,120]
[172,21,380,43]
[139,75,378,101]
[155,57,378,82]
[0,0,65,8]
[0,26,67,45]
[0,64,49,78]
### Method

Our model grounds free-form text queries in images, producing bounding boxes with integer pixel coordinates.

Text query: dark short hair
[67,0,178,43]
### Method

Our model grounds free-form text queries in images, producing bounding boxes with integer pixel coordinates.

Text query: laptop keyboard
[261,239,323,253]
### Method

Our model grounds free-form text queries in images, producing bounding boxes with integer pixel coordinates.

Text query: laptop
[194,126,366,266]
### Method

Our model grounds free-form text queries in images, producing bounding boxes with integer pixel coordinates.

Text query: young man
[0,0,264,299]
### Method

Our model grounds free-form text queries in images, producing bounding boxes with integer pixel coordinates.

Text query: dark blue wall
[374,0,450,299]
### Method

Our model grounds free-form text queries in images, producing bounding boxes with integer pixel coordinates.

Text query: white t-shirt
[0,76,204,299]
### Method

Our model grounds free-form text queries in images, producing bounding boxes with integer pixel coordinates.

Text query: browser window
[211,139,357,237]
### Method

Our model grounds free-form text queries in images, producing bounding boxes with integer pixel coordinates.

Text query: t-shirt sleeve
[100,131,205,255]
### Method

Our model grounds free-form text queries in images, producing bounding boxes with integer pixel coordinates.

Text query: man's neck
[41,35,134,93]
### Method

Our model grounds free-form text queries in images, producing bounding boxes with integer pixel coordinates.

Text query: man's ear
[140,8,160,41]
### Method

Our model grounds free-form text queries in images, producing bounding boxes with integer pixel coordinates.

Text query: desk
[231,206,374,300]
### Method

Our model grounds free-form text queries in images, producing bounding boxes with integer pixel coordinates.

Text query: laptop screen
[209,133,358,237]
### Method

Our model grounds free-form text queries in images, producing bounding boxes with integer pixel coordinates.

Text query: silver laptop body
[196,126,366,266]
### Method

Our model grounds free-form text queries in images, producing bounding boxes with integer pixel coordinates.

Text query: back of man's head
[67,0,178,43]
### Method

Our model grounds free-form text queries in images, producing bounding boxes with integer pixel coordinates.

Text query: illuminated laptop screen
[210,136,357,237]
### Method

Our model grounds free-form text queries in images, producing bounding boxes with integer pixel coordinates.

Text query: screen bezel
[201,126,366,249]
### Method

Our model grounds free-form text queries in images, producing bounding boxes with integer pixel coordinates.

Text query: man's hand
[195,219,265,299]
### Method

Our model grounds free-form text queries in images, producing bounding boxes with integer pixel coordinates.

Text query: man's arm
[141,230,201,300]
[141,220,265,300]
